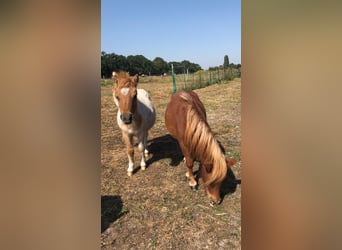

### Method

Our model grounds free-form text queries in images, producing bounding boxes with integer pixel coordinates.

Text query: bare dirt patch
[101,78,241,249]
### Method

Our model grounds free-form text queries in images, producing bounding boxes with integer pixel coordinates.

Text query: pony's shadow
[146,134,183,167]
[220,167,241,199]
[217,139,241,198]
[101,195,126,233]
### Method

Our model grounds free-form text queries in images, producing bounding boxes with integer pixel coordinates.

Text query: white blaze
[120,87,130,96]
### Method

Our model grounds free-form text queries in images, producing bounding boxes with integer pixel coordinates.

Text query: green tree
[101,51,203,77]
[223,55,229,69]
[127,55,152,75]
[152,57,168,75]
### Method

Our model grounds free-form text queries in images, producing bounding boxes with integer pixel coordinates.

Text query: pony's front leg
[138,132,147,171]
[184,157,197,190]
[143,131,149,157]
[179,142,197,190]
[122,132,134,176]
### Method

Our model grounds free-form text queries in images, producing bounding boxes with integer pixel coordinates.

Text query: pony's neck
[130,102,142,128]
[200,128,224,164]
[185,109,224,162]
[184,108,226,185]
[200,129,227,186]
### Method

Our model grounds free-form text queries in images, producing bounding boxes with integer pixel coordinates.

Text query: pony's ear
[112,71,118,87]
[226,158,237,167]
[131,74,139,87]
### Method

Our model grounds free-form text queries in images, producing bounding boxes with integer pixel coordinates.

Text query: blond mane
[181,92,227,186]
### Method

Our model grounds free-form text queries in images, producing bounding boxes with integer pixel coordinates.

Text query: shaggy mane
[181,92,227,186]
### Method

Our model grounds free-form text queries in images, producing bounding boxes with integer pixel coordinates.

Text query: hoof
[209,198,222,207]
[144,149,149,158]
[141,165,146,171]
[127,171,133,177]
[185,172,190,181]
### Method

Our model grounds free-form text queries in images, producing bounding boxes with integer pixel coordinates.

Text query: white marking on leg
[140,158,146,171]
[138,141,146,170]
[127,155,134,175]
[138,141,144,153]
[144,149,149,157]
[120,87,130,96]
[189,179,197,187]
[143,132,149,157]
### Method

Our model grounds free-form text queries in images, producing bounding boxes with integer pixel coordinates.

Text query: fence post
[183,68,186,89]
[192,73,194,89]
[172,64,177,93]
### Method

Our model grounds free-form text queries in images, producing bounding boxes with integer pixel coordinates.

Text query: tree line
[101,51,202,78]
[209,54,241,71]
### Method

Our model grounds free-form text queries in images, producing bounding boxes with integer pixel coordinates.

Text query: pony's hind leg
[143,131,149,157]
[138,132,147,171]
[122,132,134,176]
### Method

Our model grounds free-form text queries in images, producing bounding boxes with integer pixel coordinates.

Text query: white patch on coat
[120,87,130,96]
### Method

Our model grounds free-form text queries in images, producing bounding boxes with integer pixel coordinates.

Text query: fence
[100,68,241,91]
[173,68,240,91]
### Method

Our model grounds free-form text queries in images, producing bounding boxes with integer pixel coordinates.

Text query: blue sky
[101,0,240,70]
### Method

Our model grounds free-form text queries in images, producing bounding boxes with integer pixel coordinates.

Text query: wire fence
[101,68,241,91]
[173,68,240,91]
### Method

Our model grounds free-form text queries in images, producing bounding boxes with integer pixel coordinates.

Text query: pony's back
[165,90,206,141]
[137,88,156,130]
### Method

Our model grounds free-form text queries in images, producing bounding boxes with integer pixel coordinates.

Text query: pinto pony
[165,90,237,205]
[112,71,156,176]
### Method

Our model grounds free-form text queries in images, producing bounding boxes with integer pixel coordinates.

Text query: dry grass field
[101,76,241,249]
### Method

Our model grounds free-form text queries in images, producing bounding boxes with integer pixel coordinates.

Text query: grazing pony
[165,90,237,205]
[112,71,156,176]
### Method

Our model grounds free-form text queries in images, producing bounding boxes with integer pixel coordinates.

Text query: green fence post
[172,64,177,93]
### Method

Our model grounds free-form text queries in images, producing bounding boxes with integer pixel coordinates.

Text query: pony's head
[201,158,237,205]
[112,71,139,124]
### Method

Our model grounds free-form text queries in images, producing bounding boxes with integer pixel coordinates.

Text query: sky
[101,0,240,70]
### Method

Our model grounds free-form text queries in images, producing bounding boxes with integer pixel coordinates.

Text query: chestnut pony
[112,71,156,176]
[165,90,236,205]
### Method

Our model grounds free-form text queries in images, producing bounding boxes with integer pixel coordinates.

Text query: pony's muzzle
[209,198,222,207]
[120,113,133,124]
